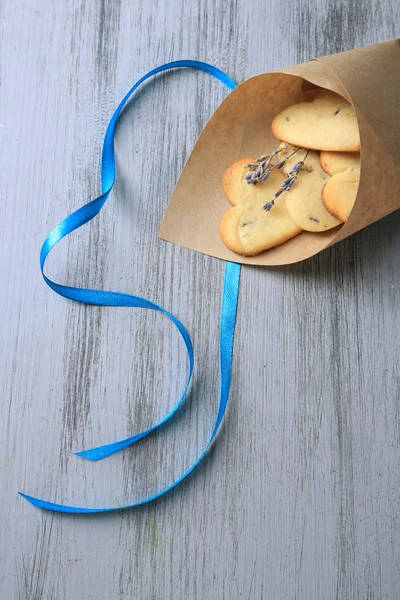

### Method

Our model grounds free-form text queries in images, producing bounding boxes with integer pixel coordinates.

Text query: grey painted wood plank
[1,0,400,598]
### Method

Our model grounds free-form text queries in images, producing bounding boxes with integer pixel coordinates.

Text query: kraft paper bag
[159,39,400,266]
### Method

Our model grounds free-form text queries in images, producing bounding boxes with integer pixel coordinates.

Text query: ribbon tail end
[74,449,104,462]
[18,492,44,508]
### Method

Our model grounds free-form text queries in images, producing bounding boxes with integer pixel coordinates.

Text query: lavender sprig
[244,144,302,185]
[263,149,310,211]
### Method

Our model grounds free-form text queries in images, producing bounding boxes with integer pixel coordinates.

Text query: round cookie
[320,151,360,175]
[321,168,360,222]
[271,90,360,152]
[222,158,286,206]
[279,145,342,232]
[220,197,302,256]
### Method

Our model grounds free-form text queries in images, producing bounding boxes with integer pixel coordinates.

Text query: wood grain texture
[1,0,400,598]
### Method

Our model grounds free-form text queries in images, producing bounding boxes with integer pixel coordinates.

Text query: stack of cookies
[220,89,361,257]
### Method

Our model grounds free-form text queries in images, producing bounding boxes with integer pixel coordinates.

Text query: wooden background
[1,1,399,598]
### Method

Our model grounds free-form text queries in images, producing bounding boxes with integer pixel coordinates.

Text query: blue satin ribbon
[19,60,241,513]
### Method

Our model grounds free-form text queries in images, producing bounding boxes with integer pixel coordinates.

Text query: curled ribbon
[19,60,241,513]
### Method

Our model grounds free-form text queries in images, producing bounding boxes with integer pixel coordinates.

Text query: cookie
[280,145,342,232]
[220,197,302,256]
[271,90,360,152]
[320,151,360,175]
[222,158,285,206]
[321,168,360,222]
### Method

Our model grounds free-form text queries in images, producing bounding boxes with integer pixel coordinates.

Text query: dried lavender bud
[310,217,320,223]
[275,160,286,169]
[274,189,283,198]
[334,108,341,115]
[261,172,270,181]
[291,161,304,174]
[263,200,275,211]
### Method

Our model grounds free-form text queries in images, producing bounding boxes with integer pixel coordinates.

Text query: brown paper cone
[159,39,400,265]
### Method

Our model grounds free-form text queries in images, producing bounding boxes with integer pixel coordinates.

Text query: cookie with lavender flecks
[220,154,302,256]
[219,197,302,256]
[320,151,360,175]
[322,168,360,222]
[279,145,342,232]
[272,90,360,152]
